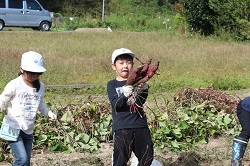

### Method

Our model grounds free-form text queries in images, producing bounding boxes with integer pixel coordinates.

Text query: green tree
[38,0,65,12]
[60,0,102,17]
[179,0,250,40]
[39,0,103,17]
[181,0,215,35]
[209,0,250,40]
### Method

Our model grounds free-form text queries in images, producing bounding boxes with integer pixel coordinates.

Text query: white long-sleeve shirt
[0,75,50,134]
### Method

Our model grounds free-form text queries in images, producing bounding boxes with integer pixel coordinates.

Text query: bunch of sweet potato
[125,58,159,117]
[126,58,160,87]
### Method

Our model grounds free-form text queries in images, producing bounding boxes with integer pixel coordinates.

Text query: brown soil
[1,137,249,166]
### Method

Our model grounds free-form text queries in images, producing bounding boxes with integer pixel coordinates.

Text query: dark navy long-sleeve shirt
[107,79,149,132]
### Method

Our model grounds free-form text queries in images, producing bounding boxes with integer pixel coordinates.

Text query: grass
[0,30,249,92]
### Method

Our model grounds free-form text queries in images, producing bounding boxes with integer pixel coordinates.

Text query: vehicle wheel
[0,20,4,31]
[39,21,50,31]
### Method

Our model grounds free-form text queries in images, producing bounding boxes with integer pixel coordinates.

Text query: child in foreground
[107,48,154,166]
[0,51,57,166]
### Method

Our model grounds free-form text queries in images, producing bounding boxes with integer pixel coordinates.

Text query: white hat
[112,48,135,64]
[21,51,46,73]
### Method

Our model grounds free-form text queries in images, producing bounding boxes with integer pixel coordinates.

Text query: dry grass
[0,30,249,88]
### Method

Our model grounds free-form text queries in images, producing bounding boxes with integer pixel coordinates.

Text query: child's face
[112,56,133,81]
[20,68,42,83]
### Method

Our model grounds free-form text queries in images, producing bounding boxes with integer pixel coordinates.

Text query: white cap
[111,48,135,64]
[21,51,46,73]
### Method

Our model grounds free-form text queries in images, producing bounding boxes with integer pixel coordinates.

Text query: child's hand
[48,111,57,120]
[136,83,149,94]
[137,83,149,93]
[123,85,133,97]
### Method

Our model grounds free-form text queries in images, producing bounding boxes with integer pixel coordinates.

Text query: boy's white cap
[21,51,46,73]
[112,48,135,64]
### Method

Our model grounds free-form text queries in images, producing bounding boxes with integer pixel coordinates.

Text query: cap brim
[127,53,135,58]
[21,65,46,73]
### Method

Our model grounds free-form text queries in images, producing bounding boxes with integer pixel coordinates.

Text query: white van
[0,0,52,31]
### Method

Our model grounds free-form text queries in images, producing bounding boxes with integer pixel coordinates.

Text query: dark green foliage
[209,0,250,40]
[39,0,103,17]
[180,0,250,40]
[61,1,102,18]
[181,0,215,35]
[38,0,63,12]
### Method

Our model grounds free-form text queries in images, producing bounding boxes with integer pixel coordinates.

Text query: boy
[107,48,154,166]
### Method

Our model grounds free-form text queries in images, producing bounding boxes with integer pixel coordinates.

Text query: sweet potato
[140,58,152,77]
[126,65,143,85]
[126,59,159,86]
[132,76,149,87]
[133,61,159,86]
[146,61,159,78]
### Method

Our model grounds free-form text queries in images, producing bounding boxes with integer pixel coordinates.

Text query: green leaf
[81,144,91,150]
[164,127,171,134]
[82,133,90,143]
[50,143,59,151]
[159,121,167,128]
[216,115,224,126]
[67,145,75,152]
[90,103,97,111]
[68,131,75,138]
[224,114,232,125]
[186,137,192,143]
[39,134,48,142]
[75,134,82,141]
[158,113,168,121]
[171,140,180,148]
[210,129,216,135]
[178,121,187,130]
[61,111,74,122]
[173,129,182,138]
[102,120,110,128]
[89,138,98,146]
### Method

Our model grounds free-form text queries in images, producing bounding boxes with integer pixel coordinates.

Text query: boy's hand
[48,111,57,120]
[137,83,149,92]
[123,85,133,97]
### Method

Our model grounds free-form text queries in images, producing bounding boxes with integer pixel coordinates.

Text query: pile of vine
[173,86,241,114]
[148,86,241,152]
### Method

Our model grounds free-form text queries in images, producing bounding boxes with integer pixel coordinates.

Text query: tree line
[39,0,171,18]
[39,0,249,41]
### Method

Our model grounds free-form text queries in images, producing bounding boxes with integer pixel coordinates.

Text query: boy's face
[112,55,133,81]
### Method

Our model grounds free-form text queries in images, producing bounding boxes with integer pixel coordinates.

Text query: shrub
[180,0,215,35]
[209,0,250,40]
[179,0,250,40]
